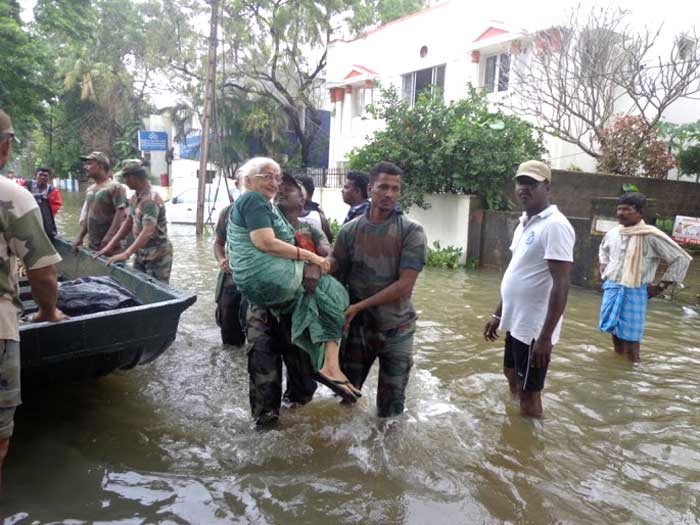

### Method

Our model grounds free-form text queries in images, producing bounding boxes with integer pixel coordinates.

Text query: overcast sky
[19,0,699,31]
[18,0,700,108]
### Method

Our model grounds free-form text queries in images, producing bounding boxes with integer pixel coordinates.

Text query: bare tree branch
[510,6,700,161]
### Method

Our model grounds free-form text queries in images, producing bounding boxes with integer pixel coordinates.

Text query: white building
[326,1,700,174]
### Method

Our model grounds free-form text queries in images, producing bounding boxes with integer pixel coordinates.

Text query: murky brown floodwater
[2,192,699,524]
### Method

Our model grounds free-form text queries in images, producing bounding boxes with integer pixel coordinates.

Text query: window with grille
[484,53,510,92]
[352,87,373,117]
[401,64,446,106]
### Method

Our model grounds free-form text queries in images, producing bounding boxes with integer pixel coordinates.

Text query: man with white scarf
[598,192,692,362]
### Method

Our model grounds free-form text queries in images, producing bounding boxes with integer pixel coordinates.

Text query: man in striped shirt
[598,192,692,362]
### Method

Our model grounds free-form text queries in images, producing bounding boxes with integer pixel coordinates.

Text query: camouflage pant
[134,241,173,283]
[0,340,21,440]
[246,304,317,423]
[215,283,246,346]
[341,318,415,418]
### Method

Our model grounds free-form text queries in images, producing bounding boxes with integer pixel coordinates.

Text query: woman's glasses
[254,171,281,183]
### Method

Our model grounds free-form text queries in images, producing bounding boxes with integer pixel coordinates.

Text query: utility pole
[196,0,219,236]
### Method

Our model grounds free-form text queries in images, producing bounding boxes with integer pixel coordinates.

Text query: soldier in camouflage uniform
[244,174,329,424]
[0,109,67,489]
[214,203,246,346]
[72,151,128,253]
[95,159,173,283]
[331,161,427,418]
[245,303,319,424]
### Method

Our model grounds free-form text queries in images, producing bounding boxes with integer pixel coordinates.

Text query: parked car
[166,183,235,225]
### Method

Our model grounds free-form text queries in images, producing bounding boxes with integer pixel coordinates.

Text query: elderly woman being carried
[227,157,361,402]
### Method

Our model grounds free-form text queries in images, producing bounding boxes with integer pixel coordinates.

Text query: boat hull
[19,238,197,387]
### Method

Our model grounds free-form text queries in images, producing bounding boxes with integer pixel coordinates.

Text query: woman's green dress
[227,191,348,370]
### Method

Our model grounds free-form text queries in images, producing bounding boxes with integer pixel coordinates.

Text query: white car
[166,185,235,225]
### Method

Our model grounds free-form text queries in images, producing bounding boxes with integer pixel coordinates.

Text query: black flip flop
[313,372,359,403]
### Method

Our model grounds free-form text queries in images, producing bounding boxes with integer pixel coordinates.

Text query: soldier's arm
[122,222,156,257]
[27,265,67,322]
[213,207,230,272]
[73,222,88,249]
[343,269,420,331]
[104,221,154,266]
[102,207,127,248]
[73,199,89,248]
[94,215,132,258]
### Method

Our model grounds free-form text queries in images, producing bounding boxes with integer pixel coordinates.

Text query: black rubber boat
[18,238,197,387]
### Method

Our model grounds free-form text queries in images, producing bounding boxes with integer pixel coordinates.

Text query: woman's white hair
[237,157,281,189]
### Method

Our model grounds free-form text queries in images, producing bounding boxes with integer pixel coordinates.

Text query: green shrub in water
[426,241,463,269]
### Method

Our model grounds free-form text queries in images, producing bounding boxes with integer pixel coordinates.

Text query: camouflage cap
[117,158,147,177]
[80,151,111,169]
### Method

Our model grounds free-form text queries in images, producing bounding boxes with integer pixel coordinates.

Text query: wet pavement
[2,192,699,524]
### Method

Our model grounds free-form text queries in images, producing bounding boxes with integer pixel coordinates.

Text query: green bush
[330,219,341,241]
[677,145,700,176]
[426,241,463,269]
[348,86,545,210]
[655,217,674,236]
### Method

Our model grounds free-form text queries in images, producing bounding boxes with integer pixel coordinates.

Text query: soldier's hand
[106,252,129,266]
[302,264,321,294]
[218,258,232,274]
[71,238,83,252]
[343,303,363,333]
[483,317,500,342]
[32,308,69,323]
[312,256,331,274]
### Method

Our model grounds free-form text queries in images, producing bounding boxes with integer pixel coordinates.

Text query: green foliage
[621,183,639,193]
[348,86,545,209]
[330,219,342,242]
[215,0,364,167]
[597,115,675,178]
[426,241,463,269]
[658,121,700,150]
[484,190,512,212]
[347,0,427,33]
[658,120,700,178]
[677,146,700,176]
[0,0,54,137]
[1,0,157,177]
[655,217,674,236]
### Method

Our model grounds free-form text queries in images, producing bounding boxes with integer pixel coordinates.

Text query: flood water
[2,193,699,524]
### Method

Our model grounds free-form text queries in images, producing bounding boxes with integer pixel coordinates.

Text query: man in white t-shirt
[483,160,575,417]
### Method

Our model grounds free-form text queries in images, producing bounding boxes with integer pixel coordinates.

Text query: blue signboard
[138,130,168,151]
[179,134,201,160]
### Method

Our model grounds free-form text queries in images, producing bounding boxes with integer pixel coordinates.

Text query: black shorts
[503,332,548,393]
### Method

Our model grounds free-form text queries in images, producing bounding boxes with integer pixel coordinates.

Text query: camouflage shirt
[85,179,128,250]
[332,208,427,332]
[215,204,234,289]
[130,186,169,260]
[0,176,62,340]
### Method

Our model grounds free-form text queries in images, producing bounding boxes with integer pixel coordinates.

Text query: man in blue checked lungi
[599,192,692,362]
